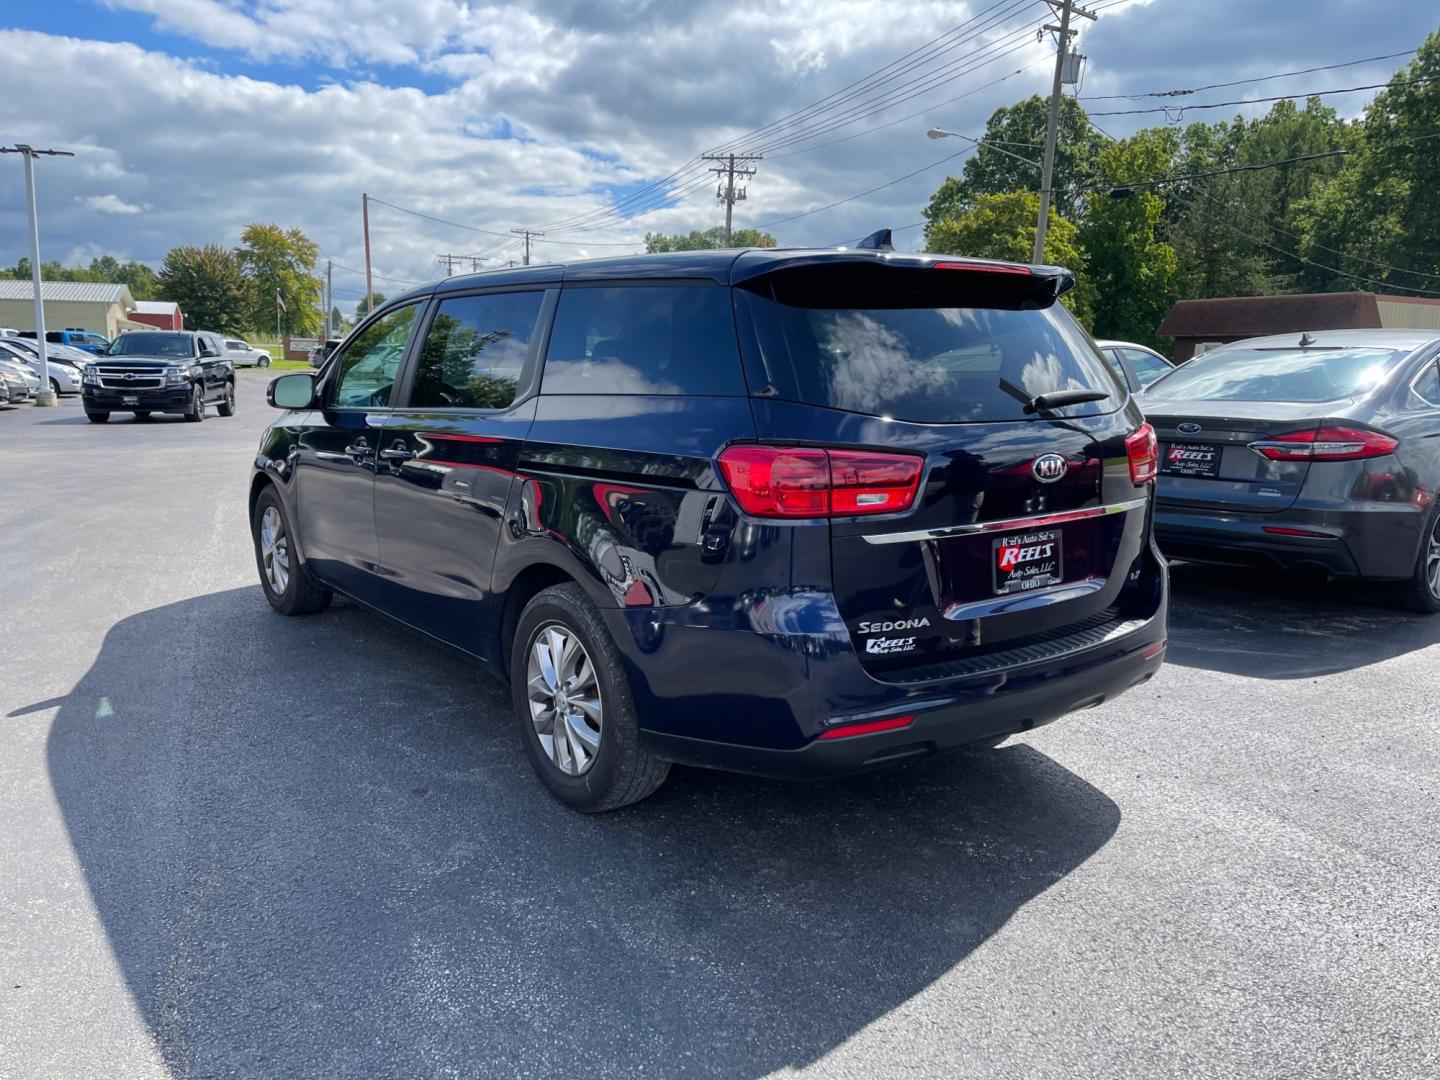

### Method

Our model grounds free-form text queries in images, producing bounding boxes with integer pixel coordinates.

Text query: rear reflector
[1262,526,1336,538]
[1126,422,1158,484]
[718,445,923,519]
[1140,640,1167,660]
[1249,426,1398,462]
[932,260,1033,276]
[818,715,915,740]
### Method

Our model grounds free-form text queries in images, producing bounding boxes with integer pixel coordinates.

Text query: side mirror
[200,347,219,358]
[268,371,317,410]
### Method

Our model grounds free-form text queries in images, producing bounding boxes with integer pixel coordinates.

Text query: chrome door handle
[380,446,415,461]
[344,439,372,456]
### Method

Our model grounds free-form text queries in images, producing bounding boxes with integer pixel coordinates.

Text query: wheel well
[498,564,576,680]
[248,473,274,523]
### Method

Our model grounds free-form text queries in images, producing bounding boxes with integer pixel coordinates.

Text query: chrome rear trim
[860,497,1149,545]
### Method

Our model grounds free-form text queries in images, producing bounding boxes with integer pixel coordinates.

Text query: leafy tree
[644,227,776,252]
[1079,129,1181,349]
[237,223,322,336]
[926,190,1095,325]
[923,96,1105,227]
[354,292,386,320]
[330,306,344,330]
[156,244,251,335]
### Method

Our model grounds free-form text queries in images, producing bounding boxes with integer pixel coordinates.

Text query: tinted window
[411,291,544,409]
[1098,348,1131,389]
[1413,360,1440,405]
[108,333,194,357]
[1145,347,1409,403]
[542,285,743,395]
[330,304,417,408]
[1122,348,1171,386]
[226,340,246,350]
[742,267,1119,422]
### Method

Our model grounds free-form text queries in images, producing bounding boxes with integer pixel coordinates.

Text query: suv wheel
[185,384,204,422]
[85,410,108,423]
[251,487,331,616]
[217,380,236,417]
[1397,502,1440,614]
[510,584,669,811]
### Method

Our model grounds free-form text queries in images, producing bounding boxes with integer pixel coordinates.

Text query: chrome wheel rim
[1427,516,1440,600]
[226,385,234,410]
[526,623,603,776]
[259,506,290,595]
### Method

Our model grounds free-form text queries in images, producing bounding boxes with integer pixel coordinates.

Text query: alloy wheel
[1427,515,1440,600]
[259,506,290,595]
[526,623,603,776]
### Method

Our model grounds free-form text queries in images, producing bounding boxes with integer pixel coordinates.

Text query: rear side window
[1122,348,1170,386]
[1413,360,1440,405]
[410,291,545,409]
[1145,346,1409,403]
[542,284,743,395]
[740,265,1120,423]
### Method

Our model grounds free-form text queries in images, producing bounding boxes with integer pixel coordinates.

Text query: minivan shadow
[45,587,1118,1077]
[1165,560,1437,678]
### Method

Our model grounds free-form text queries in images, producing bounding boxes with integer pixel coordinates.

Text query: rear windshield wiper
[1025,389,1110,414]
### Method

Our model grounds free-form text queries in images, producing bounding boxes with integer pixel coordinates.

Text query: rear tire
[251,486,331,616]
[85,410,109,423]
[134,411,151,420]
[185,384,204,422]
[217,380,236,417]
[1396,502,1440,614]
[510,583,669,812]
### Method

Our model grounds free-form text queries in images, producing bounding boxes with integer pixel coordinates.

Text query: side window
[1124,348,1171,387]
[542,284,744,395]
[1413,360,1440,406]
[330,304,418,408]
[1098,348,1131,390]
[409,291,545,409]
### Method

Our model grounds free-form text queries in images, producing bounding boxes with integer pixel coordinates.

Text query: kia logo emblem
[1177,422,1201,434]
[1031,453,1067,483]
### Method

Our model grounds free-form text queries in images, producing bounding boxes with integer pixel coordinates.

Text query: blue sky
[0,0,1435,296]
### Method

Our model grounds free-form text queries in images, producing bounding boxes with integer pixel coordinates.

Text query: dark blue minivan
[251,248,1168,810]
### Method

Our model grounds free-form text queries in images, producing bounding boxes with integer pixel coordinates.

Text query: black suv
[250,248,1168,810]
[83,330,236,423]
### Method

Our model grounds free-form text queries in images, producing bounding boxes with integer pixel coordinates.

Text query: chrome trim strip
[942,577,1109,621]
[859,497,1149,544]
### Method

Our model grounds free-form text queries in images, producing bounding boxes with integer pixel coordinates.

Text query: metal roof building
[0,280,148,339]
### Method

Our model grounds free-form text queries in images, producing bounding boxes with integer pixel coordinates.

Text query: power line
[367,196,512,237]
[1080,48,1420,100]
[330,261,422,286]
[758,145,976,229]
[1089,75,1440,118]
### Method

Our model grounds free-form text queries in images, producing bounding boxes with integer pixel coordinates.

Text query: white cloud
[77,194,146,215]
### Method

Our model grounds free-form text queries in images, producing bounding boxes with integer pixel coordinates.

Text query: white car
[0,356,40,400]
[0,338,86,395]
[223,338,272,368]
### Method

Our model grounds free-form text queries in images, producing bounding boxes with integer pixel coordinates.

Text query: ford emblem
[1031,453,1067,483]
[1177,422,1201,434]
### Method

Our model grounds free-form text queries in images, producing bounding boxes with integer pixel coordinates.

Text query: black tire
[510,583,669,812]
[1396,501,1440,614]
[217,380,236,417]
[251,485,332,616]
[134,411,151,420]
[259,356,271,368]
[185,384,204,422]
[50,378,62,395]
[85,410,109,423]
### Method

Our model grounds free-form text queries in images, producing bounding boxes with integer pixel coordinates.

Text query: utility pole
[437,254,465,276]
[1033,0,1095,264]
[511,228,543,266]
[701,153,762,246]
[324,259,333,340]
[2,144,73,407]
[362,192,374,315]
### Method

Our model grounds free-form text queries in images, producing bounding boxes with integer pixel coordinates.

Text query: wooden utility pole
[510,228,543,266]
[362,192,374,314]
[702,153,762,246]
[1034,0,1095,263]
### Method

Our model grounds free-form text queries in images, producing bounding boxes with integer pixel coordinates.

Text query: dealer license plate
[121,395,139,406]
[1162,441,1221,478]
[993,528,1062,596]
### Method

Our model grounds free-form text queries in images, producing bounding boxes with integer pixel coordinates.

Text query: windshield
[742,266,1119,423]
[108,333,195,358]
[1144,346,1410,403]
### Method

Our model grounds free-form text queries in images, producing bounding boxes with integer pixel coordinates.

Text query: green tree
[926,190,1095,325]
[330,305,344,330]
[354,292,386,320]
[1079,130,1181,349]
[644,226,776,252]
[237,223,322,336]
[156,244,251,335]
[923,96,1105,227]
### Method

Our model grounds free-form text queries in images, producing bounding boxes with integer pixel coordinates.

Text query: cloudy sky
[1,0,1434,303]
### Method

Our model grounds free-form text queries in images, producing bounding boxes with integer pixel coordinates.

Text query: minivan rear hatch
[734,256,1143,675]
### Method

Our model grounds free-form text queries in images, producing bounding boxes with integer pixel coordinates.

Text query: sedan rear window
[1145,347,1409,403]
[740,265,1119,422]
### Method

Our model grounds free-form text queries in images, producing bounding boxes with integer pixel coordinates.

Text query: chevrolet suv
[83,330,236,422]
[250,246,1168,810]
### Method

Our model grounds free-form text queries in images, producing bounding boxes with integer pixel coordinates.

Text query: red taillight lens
[932,260,1033,276]
[717,445,923,519]
[1250,426,1398,462]
[1126,422,1158,484]
[818,715,915,740]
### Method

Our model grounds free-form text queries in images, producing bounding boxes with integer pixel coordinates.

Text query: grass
[246,339,312,371]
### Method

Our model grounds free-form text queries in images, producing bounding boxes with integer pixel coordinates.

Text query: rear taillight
[1249,426,1398,462]
[1125,423,1158,484]
[932,260,1033,276]
[717,445,924,519]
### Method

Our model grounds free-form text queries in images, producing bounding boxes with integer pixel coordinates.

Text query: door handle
[344,438,373,457]
[380,443,415,462]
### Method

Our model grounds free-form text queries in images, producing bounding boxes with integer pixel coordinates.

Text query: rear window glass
[740,266,1119,423]
[542,284,743,395]
[1145,347,1409,403]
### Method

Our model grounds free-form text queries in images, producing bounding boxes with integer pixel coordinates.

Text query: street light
[1,144,76,407]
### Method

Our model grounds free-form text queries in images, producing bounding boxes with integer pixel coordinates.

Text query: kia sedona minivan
[250,247,1168,810]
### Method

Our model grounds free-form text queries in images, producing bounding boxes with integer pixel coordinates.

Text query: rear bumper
[83,386,192,411]
[1156,502,1427,579]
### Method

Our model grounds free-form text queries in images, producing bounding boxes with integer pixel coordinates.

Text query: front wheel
[510,584,669,812]
[217,380,236,417]
[184,384,204,422]
[50,378,62,395]
[259,356,271,368]
[1396,502,1440,614]
[251,486,331,616]
[85,410,109,423]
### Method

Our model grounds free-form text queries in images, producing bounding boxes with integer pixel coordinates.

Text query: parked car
[82,330,236,423]
[0,338,84,395]
[20,328,111,355]
[1141,328,1440,612]
[0,327,18,337]
[307,338,343,368]
[0,374,9,405]
[224,338,272,368]
[0,357,37,402]
[1095,339,1174,391]
[250,249,1168,811]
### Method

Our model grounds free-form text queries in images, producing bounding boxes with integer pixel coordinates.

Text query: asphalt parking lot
[1,374,1437,1080]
